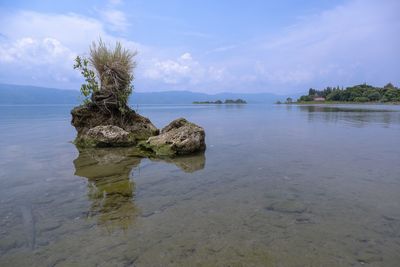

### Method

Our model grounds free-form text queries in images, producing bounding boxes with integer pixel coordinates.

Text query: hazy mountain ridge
[0,84,289,105]
[0,84,80,105]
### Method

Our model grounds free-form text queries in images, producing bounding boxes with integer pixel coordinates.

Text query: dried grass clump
[89,39,137,112]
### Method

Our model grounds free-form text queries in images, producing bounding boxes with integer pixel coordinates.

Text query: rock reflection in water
[149,153,206,173]
[73,147,140,230]
[73,147,205,229]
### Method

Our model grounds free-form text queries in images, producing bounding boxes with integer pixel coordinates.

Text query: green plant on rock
[74,39,137,114]
[73,56,99,104]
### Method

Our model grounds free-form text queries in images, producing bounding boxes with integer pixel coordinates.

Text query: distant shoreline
[193,99,247,104]
[293,101,400,105]
[192,102,247,105]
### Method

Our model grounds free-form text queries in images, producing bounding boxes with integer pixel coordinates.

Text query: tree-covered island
[193,99,247,104]
[294,83,400,104]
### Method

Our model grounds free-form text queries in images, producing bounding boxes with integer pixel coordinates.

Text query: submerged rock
[140,118,206,156]
[71,103,158,148]
[265,200,307,214]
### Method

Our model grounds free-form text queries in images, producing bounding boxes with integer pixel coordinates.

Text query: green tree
[326,90,342,101]
[367,91,380,101]
[384,83,395,90]
[298,95,313,101]
[354,96,369,102]
[308,88,316,96]
[383,89,400,102]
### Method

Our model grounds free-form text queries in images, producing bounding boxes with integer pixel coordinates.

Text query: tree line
[298,83,400,103]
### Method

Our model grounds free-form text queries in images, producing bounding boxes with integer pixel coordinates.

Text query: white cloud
[143,53,200,84]
[0,10,141,88]
[0,36,79,86]
[99,9,129,32]
[0,37,75,64]
[97,0,129,33]
[180,53,192,61]
[142,52,228,87]
[0,11,110,52]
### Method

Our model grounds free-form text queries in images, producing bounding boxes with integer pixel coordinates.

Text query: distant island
[193,99,247,104]
[276,83,400,104]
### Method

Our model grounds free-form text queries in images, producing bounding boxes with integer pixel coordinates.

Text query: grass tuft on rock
[74,39,137,114]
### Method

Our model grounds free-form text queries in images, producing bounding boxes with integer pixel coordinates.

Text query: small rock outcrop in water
[71,103,158,147]
[71,105,206,154]
[140,118,206,156]
[71,40,205,155]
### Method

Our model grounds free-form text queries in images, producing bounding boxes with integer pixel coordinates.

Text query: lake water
[0,104,400,266]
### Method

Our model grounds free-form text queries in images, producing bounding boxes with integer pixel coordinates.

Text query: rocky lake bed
[1,104,399,266]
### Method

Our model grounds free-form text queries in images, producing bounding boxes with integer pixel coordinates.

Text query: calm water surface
[0,104,399,266]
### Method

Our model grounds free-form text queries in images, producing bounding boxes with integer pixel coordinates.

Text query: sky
[0,0,399,94]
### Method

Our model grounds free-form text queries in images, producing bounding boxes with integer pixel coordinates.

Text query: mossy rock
[139,118,206,156]
[71,103,159,148]
[74,125,137,148]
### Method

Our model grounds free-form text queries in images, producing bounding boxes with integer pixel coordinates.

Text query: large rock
[140,118,206,156]
[84,125,134,147]
[71,103,159,147]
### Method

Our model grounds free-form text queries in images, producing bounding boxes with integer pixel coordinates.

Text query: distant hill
[0,84,80,105]
[0,83,288,105]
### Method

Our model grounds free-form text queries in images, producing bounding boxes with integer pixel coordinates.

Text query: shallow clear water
[0,104,400,266]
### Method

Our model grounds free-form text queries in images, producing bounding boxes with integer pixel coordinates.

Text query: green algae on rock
[71,103,158,148]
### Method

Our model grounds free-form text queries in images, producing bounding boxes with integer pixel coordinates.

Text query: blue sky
[0,0,399,94]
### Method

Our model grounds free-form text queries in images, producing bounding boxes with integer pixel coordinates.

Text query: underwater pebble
[39,221,62,233]
[141,212,155,218]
